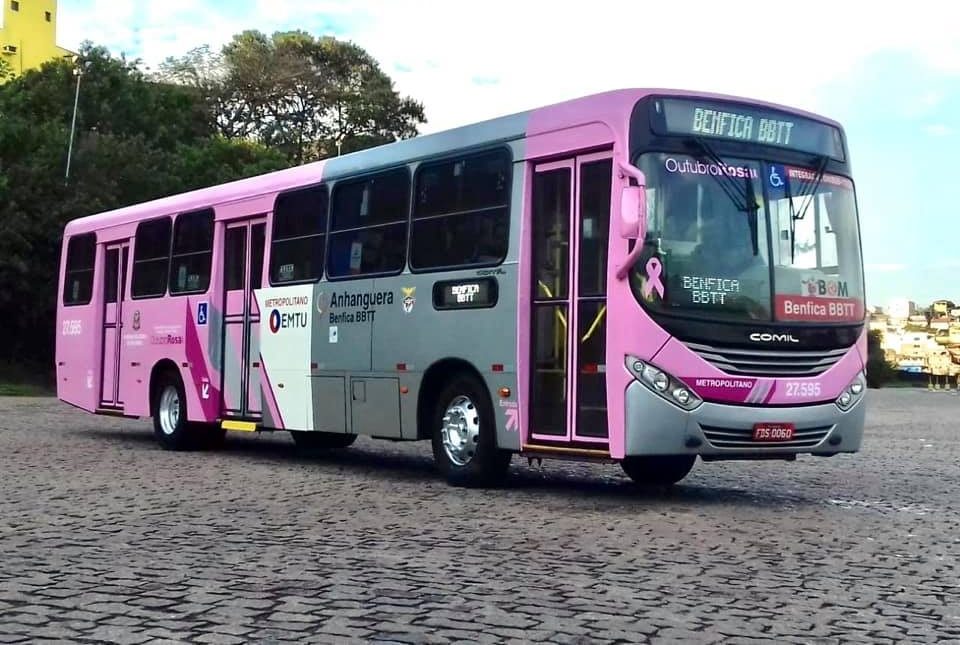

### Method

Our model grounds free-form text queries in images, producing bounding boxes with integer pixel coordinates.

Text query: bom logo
[268,309,307,333]
[802,278,849,298]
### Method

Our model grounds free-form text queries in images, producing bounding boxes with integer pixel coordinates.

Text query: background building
[887,298,916,323]
[0,0,73,80]
[931,299,956,316]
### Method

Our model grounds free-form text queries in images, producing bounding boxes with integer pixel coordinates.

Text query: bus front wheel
[620,455,696,486]
[431,375,511,488]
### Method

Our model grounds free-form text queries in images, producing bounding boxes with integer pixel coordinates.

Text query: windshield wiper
[744,173,759,256]
[685,137,761,256]
[787,154,830,263]
[685,137,753,212]
[794,154,829,221]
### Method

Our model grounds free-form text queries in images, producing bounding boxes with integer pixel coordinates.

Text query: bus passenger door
[220,219,266,419]
[99,243,128,409]
[528,153,612,447]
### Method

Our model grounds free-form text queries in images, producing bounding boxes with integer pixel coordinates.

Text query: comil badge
[401,287,416,314]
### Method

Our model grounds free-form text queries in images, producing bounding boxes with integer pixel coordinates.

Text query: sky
[56,0,960,310]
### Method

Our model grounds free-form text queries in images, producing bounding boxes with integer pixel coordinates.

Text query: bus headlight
[627,356,702,411]
[836,372,866,411]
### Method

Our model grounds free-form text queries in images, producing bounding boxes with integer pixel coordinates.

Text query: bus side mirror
[620,186,646,240]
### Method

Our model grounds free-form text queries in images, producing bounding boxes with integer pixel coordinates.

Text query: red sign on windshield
[775,295,864,322]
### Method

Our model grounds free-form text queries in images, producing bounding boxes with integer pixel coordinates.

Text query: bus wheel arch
[416,358,486,441]
[418,359,511,487]
[149,360,182,418]
[148,360,220,450]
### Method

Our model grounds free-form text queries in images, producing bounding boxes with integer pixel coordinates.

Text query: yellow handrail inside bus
[537,280,567,330]
[581,305,606,343]
[538,280,606,343]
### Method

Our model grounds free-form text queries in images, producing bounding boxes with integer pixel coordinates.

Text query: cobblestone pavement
[0,389,958,644]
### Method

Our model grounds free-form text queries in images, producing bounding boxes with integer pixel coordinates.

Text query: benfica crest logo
[401,287,416,314]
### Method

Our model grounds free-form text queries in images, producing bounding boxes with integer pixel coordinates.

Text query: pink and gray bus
[56,89,867,487]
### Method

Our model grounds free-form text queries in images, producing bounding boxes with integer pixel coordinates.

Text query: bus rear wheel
[431,375,511,488]
[620,455,696,486]
[153,373,195,451]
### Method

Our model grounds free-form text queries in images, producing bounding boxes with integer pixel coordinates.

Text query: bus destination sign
[432,277,498,310]
[653,98,845,160]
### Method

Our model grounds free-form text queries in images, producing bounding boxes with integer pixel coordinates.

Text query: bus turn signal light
[499,387,511,398]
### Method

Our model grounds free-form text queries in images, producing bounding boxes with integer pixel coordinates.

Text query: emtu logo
[268,309,307,333]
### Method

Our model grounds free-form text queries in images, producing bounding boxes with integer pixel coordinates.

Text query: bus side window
[224,227,246,291]
[63,233,96,306]
[131,217,172,298]
[270,185,327,284]
[327,169,408,279]
[410,148,511,271]
[104,248,119,304]
[169,208,214,295]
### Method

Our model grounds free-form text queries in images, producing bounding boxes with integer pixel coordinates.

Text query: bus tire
[620,455,696,486]
[431,374,511,488]
[291,431,357,453]
[152,372,196,451]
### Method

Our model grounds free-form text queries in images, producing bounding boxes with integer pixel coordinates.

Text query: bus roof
[64,88,843,236]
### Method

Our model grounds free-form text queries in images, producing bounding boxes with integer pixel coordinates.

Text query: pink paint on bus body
[520,90,637,456]
[652,336,864,405]
[518,88,861,459]
[56,154,328,423]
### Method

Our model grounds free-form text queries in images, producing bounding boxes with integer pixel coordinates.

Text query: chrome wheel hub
[441,395,480,466]
[159,386,180,436]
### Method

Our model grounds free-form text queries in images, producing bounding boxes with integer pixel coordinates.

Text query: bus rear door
[220,219,266,419]
[99,242,128,410]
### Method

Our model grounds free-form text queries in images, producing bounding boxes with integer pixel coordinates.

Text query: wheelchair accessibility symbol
[769,165,785,188]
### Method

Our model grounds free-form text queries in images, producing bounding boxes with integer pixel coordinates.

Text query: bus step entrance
[95,407,126,417]
[221,420,259,433]
[521,442,612,462]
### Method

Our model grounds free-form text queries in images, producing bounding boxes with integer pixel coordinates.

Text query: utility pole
[65,58,84,185]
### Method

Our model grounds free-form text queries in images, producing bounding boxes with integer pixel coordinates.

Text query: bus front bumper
[623,380,866,458]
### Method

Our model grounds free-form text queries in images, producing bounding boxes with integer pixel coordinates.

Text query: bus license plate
[752,423,795,442]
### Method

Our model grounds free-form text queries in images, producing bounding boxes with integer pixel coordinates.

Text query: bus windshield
[630,152,865,323]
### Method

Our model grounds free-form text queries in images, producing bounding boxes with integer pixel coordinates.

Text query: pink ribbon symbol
[642,257,665,299]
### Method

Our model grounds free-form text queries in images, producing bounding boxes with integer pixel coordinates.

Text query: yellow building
[0,0,73,80]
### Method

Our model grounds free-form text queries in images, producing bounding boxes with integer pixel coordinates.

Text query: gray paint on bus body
[311,376,348,434]
[305,134,528,451]
[320,111,530,182]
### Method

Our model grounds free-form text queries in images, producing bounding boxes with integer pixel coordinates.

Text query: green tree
[866,329,897,388]
[313,37,424,157]
[6,43,212,151]
[0,57,12,82]
[0,42,287,374]
[159,31,426,164]
[154,44,257,140]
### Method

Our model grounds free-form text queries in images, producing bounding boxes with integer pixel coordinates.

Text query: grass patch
[0,360,55,397]
[0,382,53,396]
